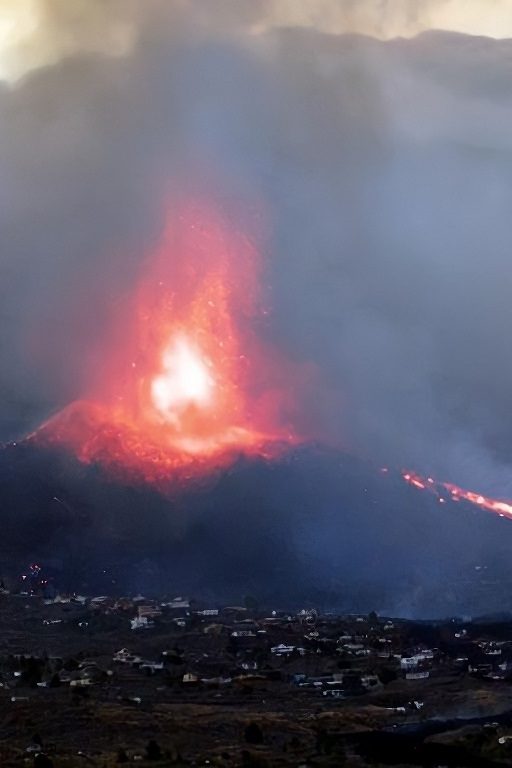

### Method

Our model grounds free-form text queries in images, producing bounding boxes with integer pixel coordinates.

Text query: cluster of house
[399,650,434,680]
[4,585,512,702]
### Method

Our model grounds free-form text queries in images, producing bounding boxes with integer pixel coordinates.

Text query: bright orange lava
[32,201,300,489]
[401,470,512,521]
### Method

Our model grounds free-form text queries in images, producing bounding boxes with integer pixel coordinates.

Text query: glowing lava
[401,470,512,521]
[32,200,301,488]
[151,334,214,425]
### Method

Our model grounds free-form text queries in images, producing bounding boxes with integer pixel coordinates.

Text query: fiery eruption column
[34,200,300,488]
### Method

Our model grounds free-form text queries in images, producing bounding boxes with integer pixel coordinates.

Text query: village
[2,579,512,765]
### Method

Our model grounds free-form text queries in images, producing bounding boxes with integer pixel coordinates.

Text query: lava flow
[32,200,301,488]
[400,470,512,521]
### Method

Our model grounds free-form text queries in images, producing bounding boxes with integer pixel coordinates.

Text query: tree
[146,739,162,760]
[378,666,398,685]
[22,657,42,688]
[244,722,263,745]
[34,756,54,768]
[244,595,259,613]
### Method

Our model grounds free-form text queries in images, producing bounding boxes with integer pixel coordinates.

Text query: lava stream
[401,470,512,521]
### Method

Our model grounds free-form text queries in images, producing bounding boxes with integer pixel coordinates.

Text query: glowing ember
[401,470,512,521]
[32,200,301,488]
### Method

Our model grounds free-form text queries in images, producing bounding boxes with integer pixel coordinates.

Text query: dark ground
[2,592,512,766]
[3,439,512,617]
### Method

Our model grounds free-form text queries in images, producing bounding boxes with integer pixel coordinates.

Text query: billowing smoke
[2,1,512,497]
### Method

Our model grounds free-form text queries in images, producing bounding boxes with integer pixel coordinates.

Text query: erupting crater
[31,201,301,489]
[28,198,512,523]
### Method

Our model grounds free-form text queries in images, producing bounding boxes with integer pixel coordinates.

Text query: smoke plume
[2,0,512,498]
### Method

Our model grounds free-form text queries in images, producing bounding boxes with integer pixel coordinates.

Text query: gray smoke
[1,2,512,496]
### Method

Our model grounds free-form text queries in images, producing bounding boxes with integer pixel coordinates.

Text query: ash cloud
[2,1,512,499]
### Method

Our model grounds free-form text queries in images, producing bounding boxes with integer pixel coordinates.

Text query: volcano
[4,435,512,618]
[9,198,512,617]
[30,200,302,491]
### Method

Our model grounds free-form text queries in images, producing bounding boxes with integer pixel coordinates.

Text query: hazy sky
[0,0,510,83]
[2,0,512,500]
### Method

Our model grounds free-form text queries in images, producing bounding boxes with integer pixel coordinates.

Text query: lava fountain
[32,200,302,489]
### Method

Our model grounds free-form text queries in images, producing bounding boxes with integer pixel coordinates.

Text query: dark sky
[2,2,512,496]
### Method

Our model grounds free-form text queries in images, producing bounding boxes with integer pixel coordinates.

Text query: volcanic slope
[1,439,512,617]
